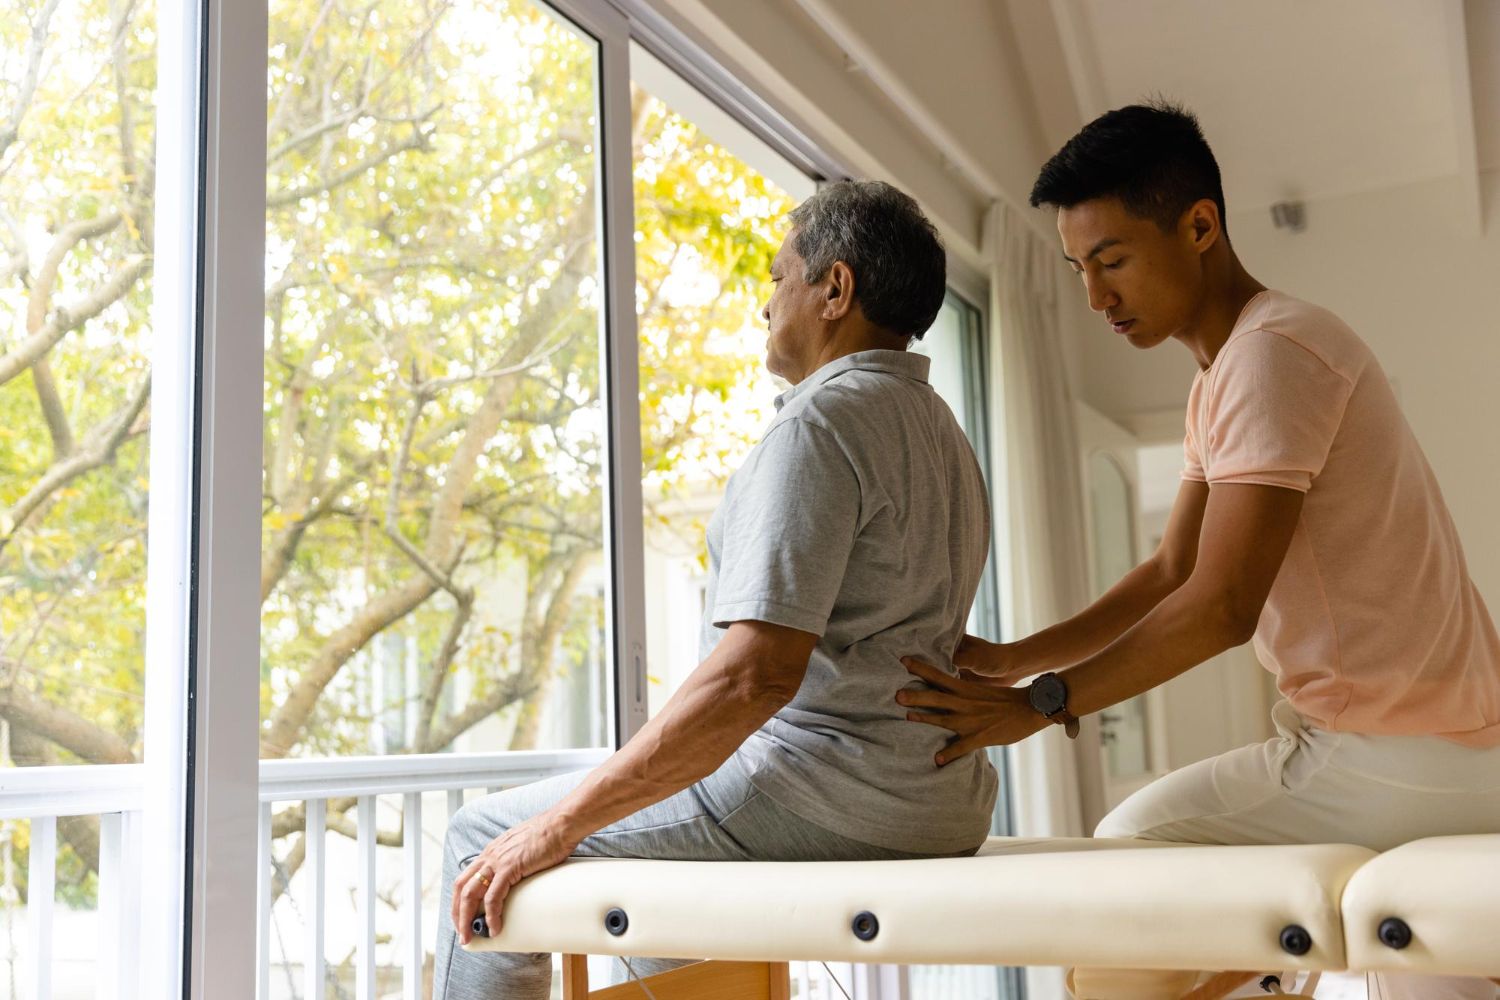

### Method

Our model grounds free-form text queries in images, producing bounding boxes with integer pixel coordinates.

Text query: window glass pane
[260,0,609,991]
[630,44,816,717]
[914,297,973,429]
[0,0,156,991]
[0,0,155,760]
[261,0,609,763]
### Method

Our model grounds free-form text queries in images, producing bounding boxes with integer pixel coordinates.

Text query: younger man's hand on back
[953,635,1026,685]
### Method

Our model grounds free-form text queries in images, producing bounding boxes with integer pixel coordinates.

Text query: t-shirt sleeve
[1201,329,1354,493]
[1182,410,1206,482]
[711,417,861,635]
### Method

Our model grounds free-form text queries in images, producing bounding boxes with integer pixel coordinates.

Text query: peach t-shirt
[1183,290,1500,747]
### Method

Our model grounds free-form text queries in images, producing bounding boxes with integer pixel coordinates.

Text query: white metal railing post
[356,797,377,1000]
[256,802,271,1000]
[98,814,123,1000]
[305,800,326,1000]
[120,811,142,1000]
[402,793,422,1000]
[25,816,55,1000]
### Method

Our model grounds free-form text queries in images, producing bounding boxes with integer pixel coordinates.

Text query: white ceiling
[1044,0,1499,213]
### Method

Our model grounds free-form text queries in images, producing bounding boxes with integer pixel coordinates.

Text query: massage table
[468,834,1499,998]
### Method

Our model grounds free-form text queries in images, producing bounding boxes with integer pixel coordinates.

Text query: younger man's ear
[1187,199,1221,252]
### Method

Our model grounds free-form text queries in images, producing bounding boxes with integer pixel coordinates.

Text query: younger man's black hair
[1029,100,1227,236]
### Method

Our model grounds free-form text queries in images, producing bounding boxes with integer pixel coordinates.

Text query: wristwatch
[1027,672,1080,739]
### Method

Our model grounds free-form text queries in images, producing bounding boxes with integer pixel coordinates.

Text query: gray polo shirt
[701,349,997,854]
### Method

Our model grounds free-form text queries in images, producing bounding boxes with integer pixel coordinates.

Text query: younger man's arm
[960,479,1209,682]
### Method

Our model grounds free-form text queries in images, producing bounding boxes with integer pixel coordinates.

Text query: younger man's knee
[1093,803,1147,840]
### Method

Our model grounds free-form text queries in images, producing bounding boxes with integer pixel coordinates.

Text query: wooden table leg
[1180,971,1258,1000]
[767,962,791,1000]
[562,954,589,999]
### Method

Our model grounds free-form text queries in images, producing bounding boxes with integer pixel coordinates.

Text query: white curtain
[984,198,1097,1000]
[983,200,1095,839]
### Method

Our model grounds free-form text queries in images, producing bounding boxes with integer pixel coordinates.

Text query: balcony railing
[0,764,146,1000]
[2,755,1002,1000]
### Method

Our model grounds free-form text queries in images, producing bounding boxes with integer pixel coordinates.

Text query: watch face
[1028,673,1068,716]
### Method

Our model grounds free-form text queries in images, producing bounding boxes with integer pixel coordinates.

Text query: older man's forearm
[547,624,810,841]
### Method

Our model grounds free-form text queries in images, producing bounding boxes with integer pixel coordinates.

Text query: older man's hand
[899,657,1049,765]
[451,809,580,944]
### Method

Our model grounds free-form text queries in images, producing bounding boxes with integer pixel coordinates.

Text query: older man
[433,180,997,1000]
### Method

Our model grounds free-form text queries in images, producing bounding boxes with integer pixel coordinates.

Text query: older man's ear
[820,260,857,322]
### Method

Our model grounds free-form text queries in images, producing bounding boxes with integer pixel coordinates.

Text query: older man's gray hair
[788,180,947,340]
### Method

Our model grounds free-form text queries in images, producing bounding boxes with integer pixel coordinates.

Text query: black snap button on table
[1279,924,1313,956]
[1378,917,1413,950]
[605,907,629,936]
[852,911,880,942]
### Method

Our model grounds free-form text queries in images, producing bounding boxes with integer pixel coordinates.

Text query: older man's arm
[558,619,813,830]
[453,619,814,942]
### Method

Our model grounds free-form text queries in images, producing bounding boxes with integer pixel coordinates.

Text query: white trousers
[1072,701,1500,1000]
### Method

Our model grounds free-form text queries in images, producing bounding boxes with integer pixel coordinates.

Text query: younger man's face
[1057,196,1214,352]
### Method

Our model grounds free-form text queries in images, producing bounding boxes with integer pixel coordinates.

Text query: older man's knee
[444,795,516,863]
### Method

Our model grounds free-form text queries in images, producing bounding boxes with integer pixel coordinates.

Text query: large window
[0,2,1013,997]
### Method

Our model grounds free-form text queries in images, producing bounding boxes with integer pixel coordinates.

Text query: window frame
[141,0,267,996]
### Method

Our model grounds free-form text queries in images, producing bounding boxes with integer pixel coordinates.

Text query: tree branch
[1,252,150,387]
[381,392,474,597]
[264,0,340,143]
[413,597,473,752]
[1,373,149,551]
[0,680,135,764]
[110,0,140,190]
[267,127,429,209]
[0,206,28,286]
[0,0,64,163]
[260,477,358,604]
[260,574,439,758]
[423,672,539,753]
[268,102,441,166]
[30,357,73,457]
[508,548,593,751]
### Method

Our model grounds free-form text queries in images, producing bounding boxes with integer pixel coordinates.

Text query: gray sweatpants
[433,758,968,1000]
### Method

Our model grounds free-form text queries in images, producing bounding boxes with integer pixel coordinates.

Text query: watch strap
[1055,710,1080,740]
